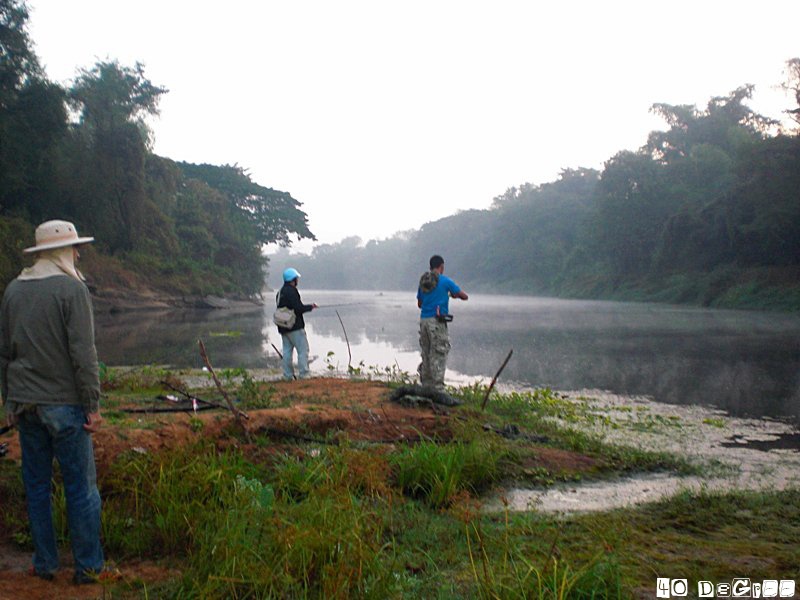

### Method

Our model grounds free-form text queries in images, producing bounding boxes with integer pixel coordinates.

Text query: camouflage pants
[418,317,451,391]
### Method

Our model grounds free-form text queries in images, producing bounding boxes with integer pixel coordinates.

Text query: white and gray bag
[272,291,296,328]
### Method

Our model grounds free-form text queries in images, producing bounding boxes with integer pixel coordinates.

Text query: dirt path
[0,549,176,600]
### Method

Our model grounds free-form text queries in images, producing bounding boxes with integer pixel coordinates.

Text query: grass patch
[391,438,506,507]
[100,364,183,393]
[3,379,793,597]
[2,433,797,597]
[619,487,800,585]
[454,385,703,479]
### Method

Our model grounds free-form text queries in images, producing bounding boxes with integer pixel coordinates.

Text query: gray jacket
[0,275,100,413]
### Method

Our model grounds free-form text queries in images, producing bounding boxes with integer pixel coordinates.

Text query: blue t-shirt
[417,275,461,318]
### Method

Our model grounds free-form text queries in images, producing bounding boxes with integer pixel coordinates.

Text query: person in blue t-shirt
[416,255,469,390]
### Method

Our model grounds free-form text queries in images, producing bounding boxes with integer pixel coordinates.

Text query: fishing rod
[313,302,377,309]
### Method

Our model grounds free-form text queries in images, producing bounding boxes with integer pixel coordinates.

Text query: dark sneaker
[28,566,55,581]
[73,568,122,585]
[73,570,97,585]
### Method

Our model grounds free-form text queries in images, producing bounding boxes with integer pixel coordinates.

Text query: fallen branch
[198,339,251,440]
[481,349,513,411]
[159,380,229,411]
[271,342,297,380]
[122,404,218,414]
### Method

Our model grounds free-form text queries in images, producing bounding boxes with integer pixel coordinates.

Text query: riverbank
[0,373,797,598]
[70,248,267,314]
[88,283,264,313]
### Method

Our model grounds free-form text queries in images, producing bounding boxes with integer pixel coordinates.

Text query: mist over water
[95,291,800,419]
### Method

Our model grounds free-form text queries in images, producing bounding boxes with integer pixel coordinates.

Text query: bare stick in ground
[335,309,352,369]
[481,349,513,411]
[270,342,298,380]
[198,339,251,440]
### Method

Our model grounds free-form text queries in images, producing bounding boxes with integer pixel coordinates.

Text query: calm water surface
[95,291,800,419]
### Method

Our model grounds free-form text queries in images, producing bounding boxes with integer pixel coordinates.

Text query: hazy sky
[26,0,800,253]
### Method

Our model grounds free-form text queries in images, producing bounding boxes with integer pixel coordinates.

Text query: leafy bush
[0,216,32,296]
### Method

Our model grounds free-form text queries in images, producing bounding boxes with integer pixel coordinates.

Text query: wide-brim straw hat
[23,220,95,254]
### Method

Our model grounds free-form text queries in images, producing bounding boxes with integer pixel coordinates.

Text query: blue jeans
[17,404,104,578]
[282,329,310,380]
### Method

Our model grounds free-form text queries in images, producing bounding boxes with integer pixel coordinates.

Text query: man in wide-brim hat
[0,219,106,584]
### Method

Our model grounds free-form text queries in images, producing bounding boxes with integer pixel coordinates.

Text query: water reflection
[94,291,800,419]
[95,308,275,370]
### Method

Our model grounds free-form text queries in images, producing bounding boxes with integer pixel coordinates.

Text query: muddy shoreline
[487,387,800,514]
[89,287,265,313]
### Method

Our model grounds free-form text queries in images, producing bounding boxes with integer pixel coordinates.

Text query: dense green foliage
[0,1,313,298]
[276,74,800,310]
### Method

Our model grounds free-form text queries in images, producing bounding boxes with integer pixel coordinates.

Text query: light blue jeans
[282,329,310,380]
[17,404,104,579]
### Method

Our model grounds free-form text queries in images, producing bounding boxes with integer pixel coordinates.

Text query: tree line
[0,0,314,298]
[273,63,800,311]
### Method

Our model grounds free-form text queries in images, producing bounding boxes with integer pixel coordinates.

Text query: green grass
[454,385,703,479]
[2,436,798,598]
[391,437,507,508]
[2,378,796,598]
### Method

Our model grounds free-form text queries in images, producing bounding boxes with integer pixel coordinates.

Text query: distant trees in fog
[277,74,800,310]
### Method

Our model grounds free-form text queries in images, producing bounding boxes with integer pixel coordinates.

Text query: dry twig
[198,339,251,440]
[335,309,352,369]
[481,349,513,411]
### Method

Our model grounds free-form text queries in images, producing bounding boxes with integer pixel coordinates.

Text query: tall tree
[64,61,168,252]
[178,162,315,247]
[0,0,39,107]
[69,60,166,145]
[647,86,773,164]
[0,0,66,219]
[781,57,800,132]
[592,151,665,279]
[727,135,800,267]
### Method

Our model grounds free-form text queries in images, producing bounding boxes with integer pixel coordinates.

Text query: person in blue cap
[276,268,317,379]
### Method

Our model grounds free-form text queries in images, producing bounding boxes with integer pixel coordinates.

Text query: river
[94,291,800,420]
